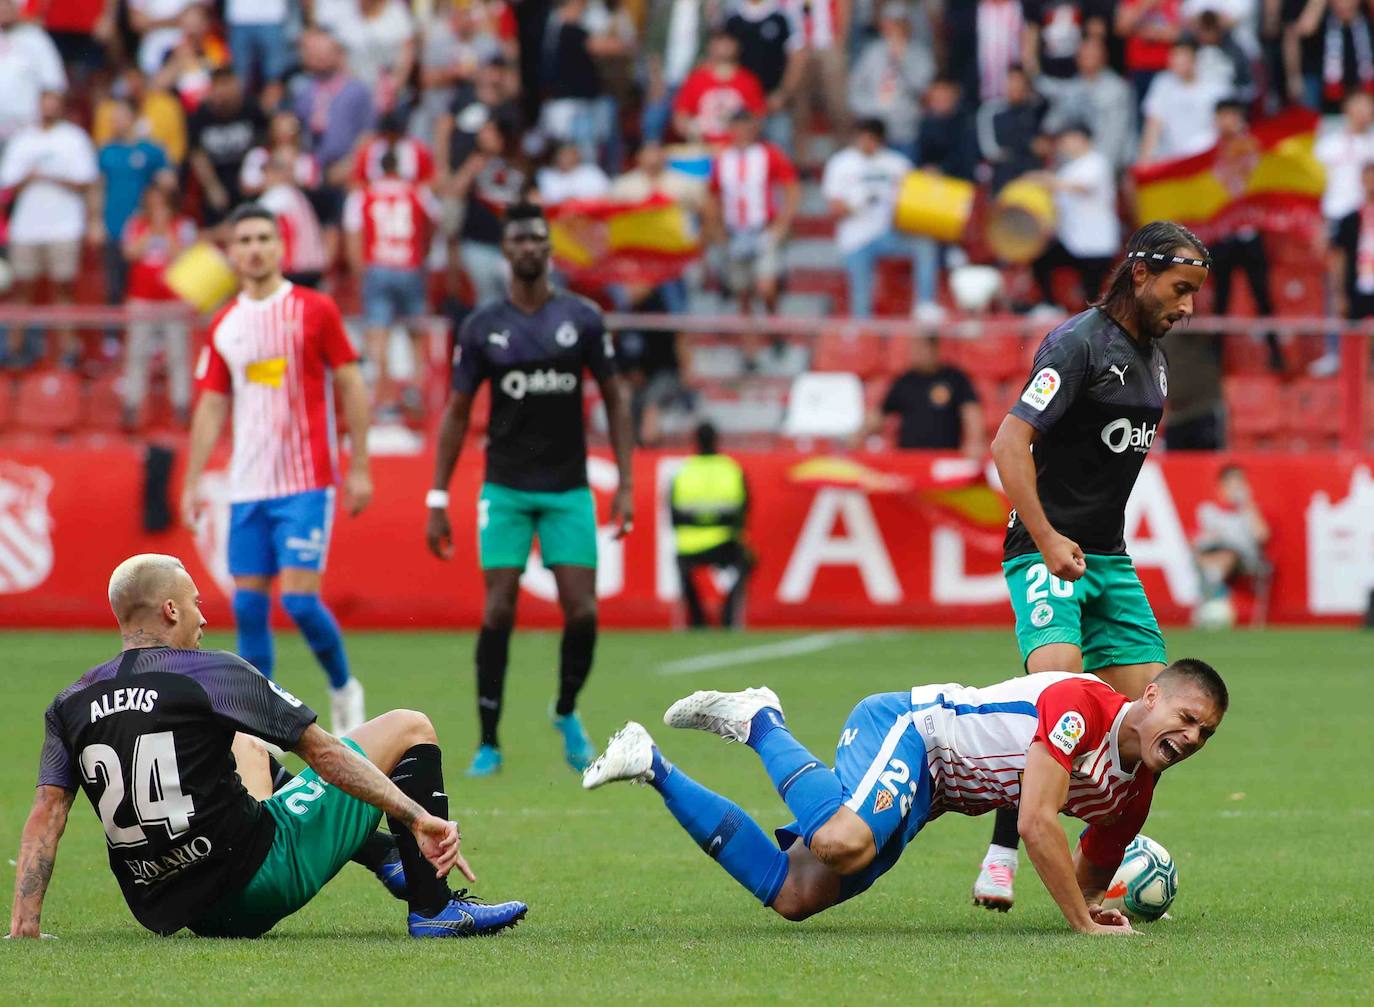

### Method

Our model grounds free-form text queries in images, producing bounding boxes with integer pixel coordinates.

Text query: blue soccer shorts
[228,488,335,577]
[775,692,934,903]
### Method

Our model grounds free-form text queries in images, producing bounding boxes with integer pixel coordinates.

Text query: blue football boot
[551,709,597,771]
[408,890,528,938]
[375,847,407,900]
[465,744,503,777]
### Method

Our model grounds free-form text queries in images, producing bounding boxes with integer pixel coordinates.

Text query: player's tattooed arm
[292,725,426,826]
[8,786,74,938]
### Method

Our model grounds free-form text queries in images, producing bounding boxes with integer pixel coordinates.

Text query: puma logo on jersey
[1108,363,1129,385]
[488,330,510,349]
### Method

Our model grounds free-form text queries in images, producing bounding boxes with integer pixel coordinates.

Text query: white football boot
[582,722,656,790]
[330,678,366,737]
[663,686,783,743]
[971,855,1017,912]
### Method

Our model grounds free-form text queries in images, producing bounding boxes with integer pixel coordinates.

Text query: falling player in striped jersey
[584,660,1226,934]
[181,204,373,735]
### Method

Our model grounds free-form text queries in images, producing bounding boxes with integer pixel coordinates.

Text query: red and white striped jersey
[781,0,841,50]
[911,673,1154,858]
[195,283,359,502]
[710,141,798,232]
[342,178,439,271]
[260,183,328,275]
[352,136,436,186]
[977,0,1024,101]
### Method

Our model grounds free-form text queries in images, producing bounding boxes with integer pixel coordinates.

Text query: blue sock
[747,710,844,845]
[232,589,274,679]
[648,748,788,906]
[281,593,350,689]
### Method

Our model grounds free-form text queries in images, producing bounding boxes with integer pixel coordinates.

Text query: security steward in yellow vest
[670,422,752,628]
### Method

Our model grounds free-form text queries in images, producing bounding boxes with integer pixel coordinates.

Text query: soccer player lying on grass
[9,554,527,939]
[584,661,1226,935]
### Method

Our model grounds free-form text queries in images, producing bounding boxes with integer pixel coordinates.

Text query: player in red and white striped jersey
[258,154,329,286]
[707,109,799,315]
[343,146,440,415]
[181,203,373,735]
[585,659,1227,935]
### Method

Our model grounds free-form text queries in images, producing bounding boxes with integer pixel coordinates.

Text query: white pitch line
[654,630,872,676]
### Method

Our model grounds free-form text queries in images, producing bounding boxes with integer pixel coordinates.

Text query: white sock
[984,843,1019,868]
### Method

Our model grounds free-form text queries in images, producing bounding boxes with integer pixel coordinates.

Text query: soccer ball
[1100,835,1178,922]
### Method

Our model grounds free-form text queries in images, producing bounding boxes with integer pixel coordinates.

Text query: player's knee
[564,603,597,630]
[770,887,824,923]
[482,601,516,632]
[808,816,876,875]
[382,709,437,748]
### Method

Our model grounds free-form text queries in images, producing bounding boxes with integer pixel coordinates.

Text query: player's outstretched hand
[426,509,454,560]
[1084,904,1139,936]
[1041,531,1086,582]
[413,814,477,882]
[610,485,634,539]
[345,468,373,516]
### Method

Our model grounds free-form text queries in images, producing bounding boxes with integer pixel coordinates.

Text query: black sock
[554,617,597,717]
[991,805,1021,850]
[387,743,453,916]
[475,626,511,748]
[351,830,398,872]
[267,757,295,792]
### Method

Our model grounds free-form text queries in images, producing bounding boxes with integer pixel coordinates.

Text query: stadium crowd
[0,0,1368,448]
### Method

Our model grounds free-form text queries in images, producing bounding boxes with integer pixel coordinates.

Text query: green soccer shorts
[188,739,383,938]
[1003,552,1167,672]
[478,482,598,570]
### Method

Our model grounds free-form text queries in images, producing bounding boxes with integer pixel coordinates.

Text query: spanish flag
[548,195,700,287]
[1131,109,1325,241]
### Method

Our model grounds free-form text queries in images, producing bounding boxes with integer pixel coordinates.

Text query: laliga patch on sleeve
[1021,367,1061,411]
[268,680,304,708]
[1048,711,1086,756]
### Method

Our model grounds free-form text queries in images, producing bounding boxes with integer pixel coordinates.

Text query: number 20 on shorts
[1025,562,1075,603]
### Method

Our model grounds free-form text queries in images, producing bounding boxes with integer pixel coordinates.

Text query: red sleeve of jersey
[769,144,798,183]
[1078,774,1155,869]
[311,292,360,367]
[416,142,435,183]
[351,141,373,184]
[194,312,233,395]
[673,71,703,116]
[739,70,767,114]
[1032,679,1114,773]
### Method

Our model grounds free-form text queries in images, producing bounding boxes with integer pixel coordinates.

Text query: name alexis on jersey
[90,687,159,722]
[1100,418,1158,454]
[499,369,577,400]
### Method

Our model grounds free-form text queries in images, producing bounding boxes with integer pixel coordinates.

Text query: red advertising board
[1,446,1371,628]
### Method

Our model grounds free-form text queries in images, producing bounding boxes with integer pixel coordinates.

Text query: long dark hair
[1094,221,1211,318]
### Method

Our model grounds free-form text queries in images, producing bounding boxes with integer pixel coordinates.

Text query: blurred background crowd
[0,0,1370,455]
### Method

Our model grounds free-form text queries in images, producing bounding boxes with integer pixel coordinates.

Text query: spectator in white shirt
[822,118,939,320]
[1139,37,1228,164]
[0,0,67,148]
[848,2,934,156]
[1038,35,1136,170]
[225,0,293,100]
[1316,90,1374,226]
[1025,121,1120,309]
[538,143,612,205]
[331,0,417,110]
[129,0,198,77]
[0,91,98,368]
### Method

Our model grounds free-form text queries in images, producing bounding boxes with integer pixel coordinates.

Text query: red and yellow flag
[548,195,701,287]
[1131,109,1325,243]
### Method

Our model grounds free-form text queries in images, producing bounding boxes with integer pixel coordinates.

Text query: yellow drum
[986,178,1056,264]
[894,170,976,243]
[165,242,239,312]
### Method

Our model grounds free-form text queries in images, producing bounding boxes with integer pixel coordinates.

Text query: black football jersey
[37,647,317,935]
[451,292,617,492]
[1004,307,1168,560]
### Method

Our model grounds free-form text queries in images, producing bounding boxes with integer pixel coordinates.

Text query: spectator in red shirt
[343,146,440,418]
[1115,0,1183,106]
[30,0,112,83]
[352,108,436,186]
[705,108,799,317]
[121,184,197,427]
[673,30,768,146]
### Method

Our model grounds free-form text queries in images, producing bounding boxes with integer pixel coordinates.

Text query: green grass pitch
[1,627,1369,1005]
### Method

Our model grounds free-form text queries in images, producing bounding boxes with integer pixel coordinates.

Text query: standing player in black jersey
[9,553,527,939]
[971,222,1211,911]
[425,203,635,778]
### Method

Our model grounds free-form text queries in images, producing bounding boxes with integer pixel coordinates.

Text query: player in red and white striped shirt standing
[706,108,800,318]
[181,204,374,735]
[343,146,440,418]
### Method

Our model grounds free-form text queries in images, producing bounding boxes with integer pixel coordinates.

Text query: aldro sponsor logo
[1100,418,1158,454]
[499,369,578,400]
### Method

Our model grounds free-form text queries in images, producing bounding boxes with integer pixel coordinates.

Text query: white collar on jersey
[237,279,295,308]
[1106,701,1136,779]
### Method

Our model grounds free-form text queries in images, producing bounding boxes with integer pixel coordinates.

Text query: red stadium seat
[1224,375,1282,449]
[1283,378,1342,448]
[85,373,139,432]
[950,335,1025,381]
[14,371,82,434]
[813,330,882,377]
